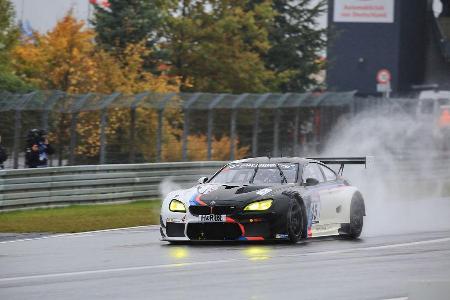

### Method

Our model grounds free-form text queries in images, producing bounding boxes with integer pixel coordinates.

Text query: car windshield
[209,163,298,185]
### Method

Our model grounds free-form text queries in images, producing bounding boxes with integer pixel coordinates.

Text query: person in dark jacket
[25,129,54,168]
[0,135,7,169]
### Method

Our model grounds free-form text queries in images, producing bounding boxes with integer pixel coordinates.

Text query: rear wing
[307,157,367,176]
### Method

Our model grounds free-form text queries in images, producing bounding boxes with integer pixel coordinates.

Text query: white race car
[160,157,366,243]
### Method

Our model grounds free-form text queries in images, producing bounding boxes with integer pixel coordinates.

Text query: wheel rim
[290,202,302,237]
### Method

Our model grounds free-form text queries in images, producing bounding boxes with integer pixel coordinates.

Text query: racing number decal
[310,202,321,224]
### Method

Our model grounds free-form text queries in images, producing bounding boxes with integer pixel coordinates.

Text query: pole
[156,109,163,162]
[129,108,136,163]
[99,108,108,164]
[207,110,214,160]
[252,109,260,157]
[182,109,189,161]
[230,109,237,160]
[12,110,22,169]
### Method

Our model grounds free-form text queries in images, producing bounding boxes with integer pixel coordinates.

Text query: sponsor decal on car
[256,188,272,196]
[198,214,226,222]
[275,234,289,239]
[197,184,219,195]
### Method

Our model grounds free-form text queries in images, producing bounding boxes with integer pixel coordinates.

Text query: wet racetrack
[1,226,450,300]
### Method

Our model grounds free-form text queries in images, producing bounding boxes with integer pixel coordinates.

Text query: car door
[301,163,326,230]
[317,164,347,225]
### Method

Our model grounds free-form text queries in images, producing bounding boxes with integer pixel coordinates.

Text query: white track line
[0,225,159,244]
[1,236,449,283]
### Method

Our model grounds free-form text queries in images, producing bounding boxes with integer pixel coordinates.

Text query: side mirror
[197,176,208,184]
[305,178,319,186]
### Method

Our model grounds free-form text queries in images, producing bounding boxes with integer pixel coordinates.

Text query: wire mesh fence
[0,90,372,169]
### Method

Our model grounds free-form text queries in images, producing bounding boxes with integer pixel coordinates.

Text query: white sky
[11,0,92,32]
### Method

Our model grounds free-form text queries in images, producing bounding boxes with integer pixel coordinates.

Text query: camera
[26,129,47,148]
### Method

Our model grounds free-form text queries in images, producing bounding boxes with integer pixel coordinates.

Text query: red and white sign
[376,69,391,84]
[334,0,394,23]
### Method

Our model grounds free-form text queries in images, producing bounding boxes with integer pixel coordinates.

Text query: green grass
[0,200,161,233]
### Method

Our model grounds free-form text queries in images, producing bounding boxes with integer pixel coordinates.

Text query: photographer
[25,129,54,168]
[0,135,7,169]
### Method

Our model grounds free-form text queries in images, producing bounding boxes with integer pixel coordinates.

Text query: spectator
[0,135,7,169]
[25,129,54,168]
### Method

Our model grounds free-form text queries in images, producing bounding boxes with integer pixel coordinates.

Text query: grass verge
[0,200,161,233]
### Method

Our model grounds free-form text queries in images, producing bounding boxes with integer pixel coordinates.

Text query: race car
[160,157,366,243]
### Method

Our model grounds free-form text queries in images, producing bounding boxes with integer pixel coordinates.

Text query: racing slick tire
[287,197,306,243]
[340,193,365,239]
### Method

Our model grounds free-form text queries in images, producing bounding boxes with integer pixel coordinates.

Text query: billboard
[333,0,394,23]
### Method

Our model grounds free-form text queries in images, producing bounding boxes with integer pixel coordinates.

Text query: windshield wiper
[249,164,259,184]
[276,164,288,184]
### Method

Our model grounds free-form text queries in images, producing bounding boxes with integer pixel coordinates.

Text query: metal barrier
[1,159,449,211]
[0,161,225,210]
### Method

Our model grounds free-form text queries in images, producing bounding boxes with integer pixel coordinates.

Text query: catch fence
[0,90,360,168]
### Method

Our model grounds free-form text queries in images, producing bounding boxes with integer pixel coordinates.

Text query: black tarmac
[1,226,450,300]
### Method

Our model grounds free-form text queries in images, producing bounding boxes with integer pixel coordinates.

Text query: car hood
[175,183,293,206]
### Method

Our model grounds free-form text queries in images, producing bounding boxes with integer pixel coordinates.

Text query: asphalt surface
[0,227,449,300]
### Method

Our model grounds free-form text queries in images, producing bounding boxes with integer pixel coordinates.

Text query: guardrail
[1,159,449,211]
[0,161,225,210]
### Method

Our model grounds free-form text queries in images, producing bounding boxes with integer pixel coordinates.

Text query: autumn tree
[164,0,276,93]
[11,12,180,161]
[260,0,327,92]
[0,0,31,92]
[12,12,178,94]
[91,0,167,72]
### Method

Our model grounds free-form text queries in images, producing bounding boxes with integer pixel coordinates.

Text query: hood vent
[235,186,266,194]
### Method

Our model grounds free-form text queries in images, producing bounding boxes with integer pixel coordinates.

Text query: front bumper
[160,211,288,241]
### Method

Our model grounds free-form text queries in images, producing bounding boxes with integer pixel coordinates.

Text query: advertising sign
[334,0,394,23]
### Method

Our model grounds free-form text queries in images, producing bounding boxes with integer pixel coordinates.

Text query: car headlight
[169,199,186,213]
[244,200,273,211]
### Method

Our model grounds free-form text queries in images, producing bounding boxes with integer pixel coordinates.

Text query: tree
[91,0,165,59]
[164,0,276,93]
[11,12,180,160]
[0,0,32,92]
[12,12,178,94]
[262,0,327,92]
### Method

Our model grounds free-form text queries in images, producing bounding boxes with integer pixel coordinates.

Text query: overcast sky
[11,0,92,32]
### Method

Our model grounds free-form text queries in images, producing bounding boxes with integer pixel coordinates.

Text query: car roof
[231,157,311,164]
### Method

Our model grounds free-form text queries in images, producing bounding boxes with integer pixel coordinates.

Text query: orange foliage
[162,134,249,162]
[12,12,179,94]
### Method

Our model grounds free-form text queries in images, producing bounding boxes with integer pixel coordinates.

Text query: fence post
[293,107,300,156]
[98,93,120,165]
[12,92,36,169]
[230,110,237,160]
[99,109,108,164]
[273,94,291,157]
[207,94,226,160]
[12,110,21,169]
[156,108,163,161]
[229,94,248,160]
[129,107,136,163]
[252,109,260,157]
[68,94,91,166]
[182,93,201,161]
[273,110,280,156]
[68,112,78,165]
[251,94,271,157]
[156,93,176,162]
[127,92,149,163]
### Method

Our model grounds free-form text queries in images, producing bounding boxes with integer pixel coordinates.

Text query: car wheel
[342,194,365,239]
[287,197,305,243]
